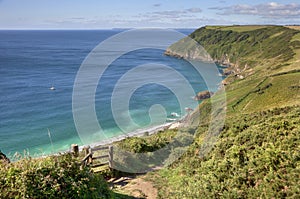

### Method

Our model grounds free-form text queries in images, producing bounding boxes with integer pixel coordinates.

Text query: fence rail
[71,144,113,169]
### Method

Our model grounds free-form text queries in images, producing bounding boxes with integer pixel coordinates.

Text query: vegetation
[167,25,300,77]
[0,153,114,198]
[197,26,299,67]
[150,105,300,198]
[130,25,300,198]
[113,129,195,173]
[1,25,299,198]
[116,129,177,153]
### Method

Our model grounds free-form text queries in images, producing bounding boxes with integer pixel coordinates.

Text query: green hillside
[167,25,300,77]
[149,26,300,198]
[166,26,300,113]
[149,105,300,198]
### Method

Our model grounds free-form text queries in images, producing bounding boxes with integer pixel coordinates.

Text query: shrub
[0,153,112,198]
[152,106,300,198]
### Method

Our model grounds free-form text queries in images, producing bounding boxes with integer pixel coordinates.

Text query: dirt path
[110,176,158,199]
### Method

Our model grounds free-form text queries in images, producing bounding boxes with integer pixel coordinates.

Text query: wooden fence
[71,144,113,169]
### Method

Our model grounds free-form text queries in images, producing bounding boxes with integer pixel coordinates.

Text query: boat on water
[50,86,55,90]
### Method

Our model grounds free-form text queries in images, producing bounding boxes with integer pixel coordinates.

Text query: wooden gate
[80,145,113,170]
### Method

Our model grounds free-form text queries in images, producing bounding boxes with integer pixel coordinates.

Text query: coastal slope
[166,25,300,112]
[149,25,300,198]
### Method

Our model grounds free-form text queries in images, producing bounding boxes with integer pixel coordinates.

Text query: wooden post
[108,145,113,168]
[88,146,93,164]
[71,144,79,157]
[83,146,89,156]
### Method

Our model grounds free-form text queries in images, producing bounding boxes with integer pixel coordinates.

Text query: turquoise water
[0,29,221,158]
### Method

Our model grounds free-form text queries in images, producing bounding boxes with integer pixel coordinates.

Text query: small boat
[50,86,55,90]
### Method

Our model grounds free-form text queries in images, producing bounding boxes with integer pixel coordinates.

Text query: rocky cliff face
[164,36,214,62]
[164,47,213,62]
[194,90,214,101]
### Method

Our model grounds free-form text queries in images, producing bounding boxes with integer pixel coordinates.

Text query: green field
[205,25,270,32]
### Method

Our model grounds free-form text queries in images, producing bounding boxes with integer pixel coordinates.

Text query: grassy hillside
[169,25,300,74]
[180,26,300,113]
[145,26,300,198]
[149,105,300,198]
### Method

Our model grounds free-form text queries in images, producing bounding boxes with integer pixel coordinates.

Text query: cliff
[165,25,300,79]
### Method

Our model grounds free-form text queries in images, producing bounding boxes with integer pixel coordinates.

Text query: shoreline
[76,116,187,152]
[9,121,177,160]
[85,122,173,149]
[28,117,186,160]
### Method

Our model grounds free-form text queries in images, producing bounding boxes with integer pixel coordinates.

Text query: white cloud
[151,7,202,17]
[51,7,203,28]
[210,2,300,18]
[135,7,202,23]
[43,7,234,28]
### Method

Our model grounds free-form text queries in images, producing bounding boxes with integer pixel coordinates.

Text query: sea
[0,29,222,158]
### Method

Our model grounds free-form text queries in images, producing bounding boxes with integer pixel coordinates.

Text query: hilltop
[166,25,300,113]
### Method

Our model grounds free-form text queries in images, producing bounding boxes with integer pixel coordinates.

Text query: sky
[0,0,299,29]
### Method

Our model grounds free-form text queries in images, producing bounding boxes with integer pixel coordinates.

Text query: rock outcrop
[194,90,214,101]
[164,37,214,62]
[164,48,213,62]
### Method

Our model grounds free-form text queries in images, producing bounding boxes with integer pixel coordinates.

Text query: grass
[226,72,300,113]
[235,73,300,112]
[170,25,300,113]
[205,25,269,32]
[285,26,300,30]
[143,25,300,198]
[168,25,300,78]
[112,128,195,173]
[291,32,300,42]
[115,129,177,153]
[149,106,300,198]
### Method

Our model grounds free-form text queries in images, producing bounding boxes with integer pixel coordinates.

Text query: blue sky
[0,0,299,29]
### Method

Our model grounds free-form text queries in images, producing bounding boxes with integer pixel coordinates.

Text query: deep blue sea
[0,29,222,158]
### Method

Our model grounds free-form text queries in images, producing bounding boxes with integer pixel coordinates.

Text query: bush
[0,153,112,198]
[152,106,300,198]
[117,129,177,153]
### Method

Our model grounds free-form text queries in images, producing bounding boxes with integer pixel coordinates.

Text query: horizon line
[0,27,198,31]
[0,24,299,31]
